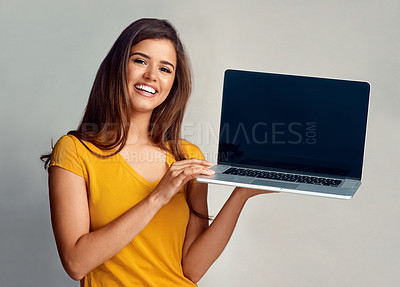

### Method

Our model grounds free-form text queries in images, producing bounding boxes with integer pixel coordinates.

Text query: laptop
[196,69,370,199]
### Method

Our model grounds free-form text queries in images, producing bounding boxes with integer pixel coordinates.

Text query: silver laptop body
[196,70,370,199]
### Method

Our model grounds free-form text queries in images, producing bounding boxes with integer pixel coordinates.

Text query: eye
[133,59,146,65]
[159,67,172,73]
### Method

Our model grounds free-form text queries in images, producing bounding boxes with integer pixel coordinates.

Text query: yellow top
[49,135,204,286]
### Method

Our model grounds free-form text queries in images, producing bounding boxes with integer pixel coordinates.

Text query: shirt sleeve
[49,135,84,177]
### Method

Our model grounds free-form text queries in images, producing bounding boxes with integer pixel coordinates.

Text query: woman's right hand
[151,158,214,206]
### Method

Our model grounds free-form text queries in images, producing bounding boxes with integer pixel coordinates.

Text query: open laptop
[196,69,370,199]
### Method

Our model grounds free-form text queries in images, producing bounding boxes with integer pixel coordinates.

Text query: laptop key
[223,167,343,187]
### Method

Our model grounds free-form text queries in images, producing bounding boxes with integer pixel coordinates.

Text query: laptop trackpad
[251,179,299,190]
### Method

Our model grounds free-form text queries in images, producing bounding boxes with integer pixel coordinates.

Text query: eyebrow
[130,52,175,70]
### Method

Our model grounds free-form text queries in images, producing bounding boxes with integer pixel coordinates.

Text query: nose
[143,65,157,82]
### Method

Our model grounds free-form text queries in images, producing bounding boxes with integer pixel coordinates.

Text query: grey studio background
[1,0,399,286]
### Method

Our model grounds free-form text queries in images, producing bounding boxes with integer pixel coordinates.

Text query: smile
[134,84,157,95]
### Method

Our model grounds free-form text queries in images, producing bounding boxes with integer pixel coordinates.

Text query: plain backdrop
[1,0,399,286]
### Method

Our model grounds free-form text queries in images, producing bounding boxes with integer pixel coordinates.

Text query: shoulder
[53,134,110,156]
[50,135,86,176]
[181,139,205,160]
[52,134,92,156]
[52,135,81,156]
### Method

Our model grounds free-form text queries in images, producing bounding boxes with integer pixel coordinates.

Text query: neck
[127,112,152,145]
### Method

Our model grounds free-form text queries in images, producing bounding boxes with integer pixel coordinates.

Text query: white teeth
[135,84,156,94]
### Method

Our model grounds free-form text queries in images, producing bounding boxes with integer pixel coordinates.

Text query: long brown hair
[41,18,208,219]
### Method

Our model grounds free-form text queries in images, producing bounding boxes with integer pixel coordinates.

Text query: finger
[169,163,214,175]
[170,163,214,173]
[178,166,215,177]
[173,166,214,179]
[170,163,212,174]
[246,187,279,194]
[176,167,209,185]
[199,167,215,175]
[234,187,279,198]
[169,167,199,188]
[171,158,212,167]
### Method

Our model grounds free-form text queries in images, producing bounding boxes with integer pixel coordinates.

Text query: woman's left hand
[232,186,279,201]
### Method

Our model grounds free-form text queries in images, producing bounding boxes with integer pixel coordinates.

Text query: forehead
[130,39,177,64]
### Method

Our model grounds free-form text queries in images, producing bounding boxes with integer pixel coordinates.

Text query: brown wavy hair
[41,18,208,219]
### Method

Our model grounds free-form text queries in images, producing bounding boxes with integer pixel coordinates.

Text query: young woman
[42,18,275,286]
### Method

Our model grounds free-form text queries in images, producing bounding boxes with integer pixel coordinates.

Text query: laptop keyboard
[223,167,342,187]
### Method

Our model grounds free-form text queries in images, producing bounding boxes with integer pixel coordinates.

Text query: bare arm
[182,186,276,283]
[49,159,213,281]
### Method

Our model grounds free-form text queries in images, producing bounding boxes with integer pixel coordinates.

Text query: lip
[134,82,159,98]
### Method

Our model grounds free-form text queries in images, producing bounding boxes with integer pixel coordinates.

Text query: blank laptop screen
[218,70,370,179]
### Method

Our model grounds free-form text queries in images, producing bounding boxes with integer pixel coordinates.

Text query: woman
[42,18,274,286]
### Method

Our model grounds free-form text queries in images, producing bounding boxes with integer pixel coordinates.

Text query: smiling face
[127,38,177,115]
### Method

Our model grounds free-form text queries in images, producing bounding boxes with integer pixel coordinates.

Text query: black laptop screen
[218,70,370,179]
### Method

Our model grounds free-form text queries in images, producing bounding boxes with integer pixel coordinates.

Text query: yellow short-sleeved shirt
[49,135,205,286]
